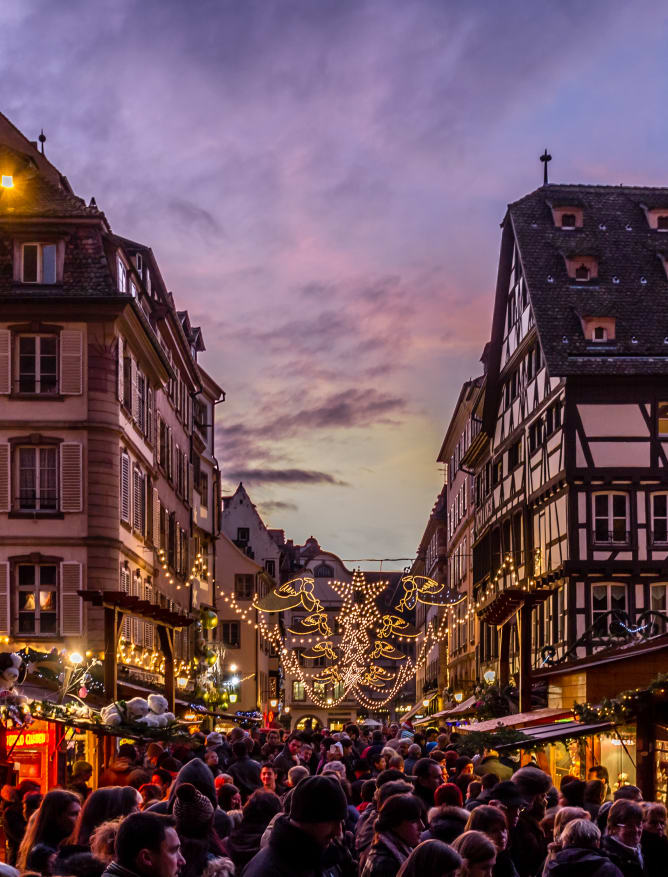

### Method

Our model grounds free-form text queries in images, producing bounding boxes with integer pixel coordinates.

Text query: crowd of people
[1,721,666,877]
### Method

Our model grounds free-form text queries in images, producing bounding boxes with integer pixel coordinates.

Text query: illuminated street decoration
[219,569,464,709]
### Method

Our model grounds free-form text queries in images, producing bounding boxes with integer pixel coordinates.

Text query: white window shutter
[144,580,154,648]
[60,329,83,395]
[131,358,139,421]
[120,452,130,523]
[60,561,82,636]
[60,443,82,512]
[0,443,9,513]
[120,565,131,640]
[0,329,10,395]
[117,335,124,402]
[131,572,142,645]
[146,388,153,442]
[0,562,9,635]
[152,488,160,548]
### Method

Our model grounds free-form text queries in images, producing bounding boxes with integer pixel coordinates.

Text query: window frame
[658,402,668,437]
[651,493,668,545]
[591,582,627,635]
[16,445,58,512]
[21,242,57,285]
[16,562,58,635]
[592,492,629,545]
[16,333,58,395]
[221,620,241,649]
[234,574,254,601]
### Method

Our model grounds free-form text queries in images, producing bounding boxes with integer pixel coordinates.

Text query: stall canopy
[415,695,478,724]
[495,719,616,750]
[458,707,571,734]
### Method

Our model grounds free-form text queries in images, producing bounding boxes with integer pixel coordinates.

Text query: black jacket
[272,745,299,779]
[147,756,231,839]
[510,811,548,877]
[242,815,349,877]
[641,829,668,877]
[420,807,468,845]
[361,833,411,877]
[229,754,262,802]
[545,846,623,877]
[600,836,644,877]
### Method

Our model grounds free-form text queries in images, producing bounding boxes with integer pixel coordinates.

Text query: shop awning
[403,701,429,723]
[496,719,616,750]
[414,695,478,724]
[459,707,571,734]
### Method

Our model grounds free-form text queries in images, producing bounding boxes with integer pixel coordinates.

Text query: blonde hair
[90,817,123,863]
[553,806,590,842]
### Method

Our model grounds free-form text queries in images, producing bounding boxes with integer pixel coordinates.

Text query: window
[236,528,249,543]
[120,451,130,524]
[17,335,57,394]
[651,583,667,613]
[22,243,57,284]
[561,213,576,228]
[508,440,521,471]
[199,472,209,509]
[545,401,561,436]
[651,494,668,544]
[593,326,607,342]
[221,621,240,648]
[17,563,57,634]
[117,257,127,293]
[492,458,503,486]
[313,681,326,698]
[592,583,626,635]
[158,418,167,468]
[314,563,334,578]
[123,356,132,410]
[658,216,668,230]
[265,559,275,577]
[234,574,254,600]
[18,446,57,511]
[132,467,145,534]
[136,370,146,432]
[593,493,629,543]
[529,419,543,453]
[658,402,668,436]
[556,586,566,642]
[292,680,305,701]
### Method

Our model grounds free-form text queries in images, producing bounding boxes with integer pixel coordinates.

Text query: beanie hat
[174,782,214,834]
[444,750,459,766]
[289,775,347,824]
[512,766,551,797]
[434,782,463,808]
[207,732,224,747]
[376,793,423,832]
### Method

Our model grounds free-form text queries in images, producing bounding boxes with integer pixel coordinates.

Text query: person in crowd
[388,754,405,772]
[150,768,173,800]
[583,779,605,820]
[541,806,590,875]
[100,811,185,877]
[545,818,622,877]
[17,790,82,871]
[356,778,414,865]
[89,820,122,865]
[53,851,106,877]
[143,743,164,771]
[641,801,668,874]
[260,729,282,762]
[420,799,468,846]
[22,790,43,823]
[596,785,642,832]
[25,842,59,876]
[217,783,242,812]
[138,784,163,810]
[588,765,611,801]
[600,799,644,877]
[173,782,231,877]
[272,734,302,777]
[226,739,261,801]
[452,756,475,792]
[452,829,497,877]
[558,778,585,809]
[204,749,221,778]
[206,731,232,769]
[413,757,444,809]
[404,744,422,776]
[220,788,282,872]
[424,728,439,754]
[69,762,94,802]
[3,779,40,865]
[242,775,350,876]
[351,758,373,804]
[508,766,551,877]
[358,780,377,814]
[465,781,482,807]
[466,773,500,811]
[99,744,138,787]
[396,838,461,877]
[466,805,517,877]
[362,793,423,877]
[74,786,141,847]
[260,764,279,793]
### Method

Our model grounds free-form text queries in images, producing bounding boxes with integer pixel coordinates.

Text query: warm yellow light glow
[1,175,13,189]
[284,706,290,713]
[269,698,278,708]
[69,652,83,665]
[483,669,496,684]
[229,663,237,672]
[177,676,187,689]
[422,698,430,707]
[229,693,238,703]
[454,691,464,703]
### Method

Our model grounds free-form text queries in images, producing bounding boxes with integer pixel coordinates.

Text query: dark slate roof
[508,184,668,376]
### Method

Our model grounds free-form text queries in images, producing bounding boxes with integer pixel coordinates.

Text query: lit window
[593,493,629,543]
[658,402,668,436]
[592,583,626,635]
[292,680,305,701]
[17,446,58,511]
[17,335,57,394]
[17,564,57,634]
[651,494,668,544]
[1,175,13,189]
[22,243,57,284]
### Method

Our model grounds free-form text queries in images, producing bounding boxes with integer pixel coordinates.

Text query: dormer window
[551,206,584,228]
[565,254,598,281]
[582,316,615,343]
[575,264,590,281]
[22,243,57,284]
[593,326,607,341]
[561,213,576,228]
[658,216,668,230]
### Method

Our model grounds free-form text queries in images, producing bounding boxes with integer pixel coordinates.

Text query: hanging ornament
[201,609,219,630]
[79,686,88,699]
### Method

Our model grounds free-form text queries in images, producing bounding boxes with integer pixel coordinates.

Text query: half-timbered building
[465,184,668,712]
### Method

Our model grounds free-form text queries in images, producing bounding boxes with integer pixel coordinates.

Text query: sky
[2,0,668,568]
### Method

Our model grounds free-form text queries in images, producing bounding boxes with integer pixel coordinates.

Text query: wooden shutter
[146,388,153,442]
[61,561,82,635]
[60,329,83,395]
[144,580,154,648]
[132,467,141,531]
[131,357,139,421]
[188,462,193,505]
[152,488,160,548]
[0,443,9,513]
[0,562,9,635]
[117,335,124,401]
[167,428,173,479]
[0,329,10,395]
[60,442,82,513]
[176,523,182,573]
[156,416,162,465]
[120,452,130,523]
[120,565,131,640]
[131,572,142,645]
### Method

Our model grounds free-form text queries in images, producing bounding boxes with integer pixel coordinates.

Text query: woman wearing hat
[362,793,423,877]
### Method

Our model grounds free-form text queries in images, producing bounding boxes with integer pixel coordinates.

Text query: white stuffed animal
[0,652,31,726]
[147,693,169,727]
[125,697,150,723]
[100,702,123,726]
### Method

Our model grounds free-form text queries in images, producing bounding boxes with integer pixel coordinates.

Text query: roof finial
[38,129,46,155]
[540,148,552,185]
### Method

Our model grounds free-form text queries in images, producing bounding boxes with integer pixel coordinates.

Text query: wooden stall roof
[78,590,196,629]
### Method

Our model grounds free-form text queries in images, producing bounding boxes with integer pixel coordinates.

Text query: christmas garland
[573,673,668,724]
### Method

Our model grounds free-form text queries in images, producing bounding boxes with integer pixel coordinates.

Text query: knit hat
[289,775,348,823]
[174,782,214,833]
[512,766,551,797]
[434,782,464,807]
[207,732,224,747]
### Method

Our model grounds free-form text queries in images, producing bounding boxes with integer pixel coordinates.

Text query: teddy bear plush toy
[146,693,172,727]
[125,696,154,725]
[100,702,123,726]
[0,652,31,726]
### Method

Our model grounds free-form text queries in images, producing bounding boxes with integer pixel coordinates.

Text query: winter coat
[510,811,549,877]
[221,821,267,872]
[641,829,668,877]
[361,832,412,877]
[228,754,262,802]
[354,804,377,863]
[147,756,231,839]
[544,846,623,877]
[420,807,469,845]
[2,803,25,866]
[476,754,514,781]
[600,836,645,877]
[272,745,299,779]
[98,757,134,787]
[242,814,348,877]
[494,848,521,877]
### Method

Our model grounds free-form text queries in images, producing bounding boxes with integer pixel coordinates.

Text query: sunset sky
[4,0,668,567]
